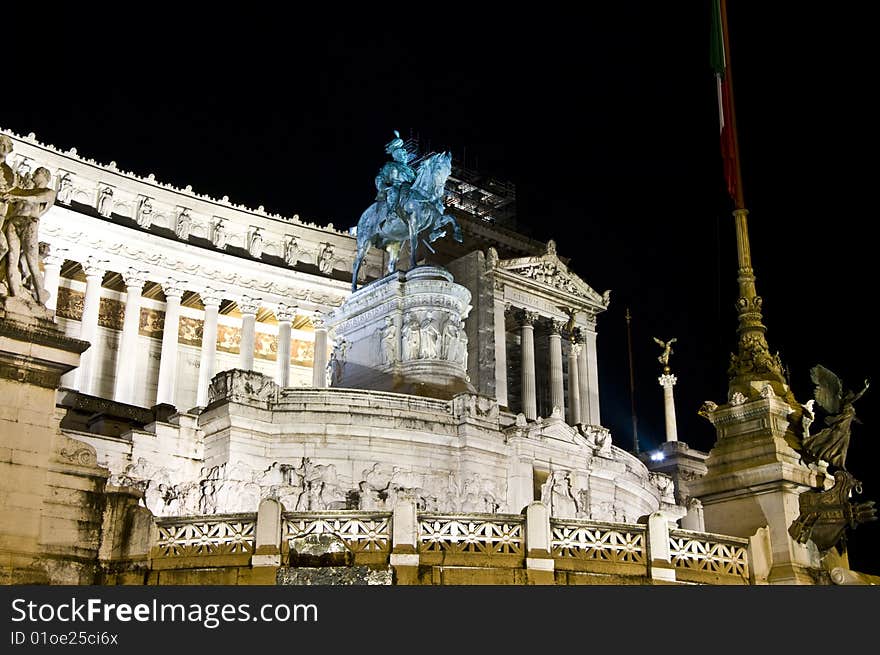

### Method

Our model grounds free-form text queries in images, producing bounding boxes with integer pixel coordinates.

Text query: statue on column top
[653,337,677,374]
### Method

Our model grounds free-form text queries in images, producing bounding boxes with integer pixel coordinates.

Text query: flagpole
[717,0,789,399]
[625,308,639,454]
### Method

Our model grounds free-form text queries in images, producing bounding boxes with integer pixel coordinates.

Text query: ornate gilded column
[518,309,538,421]
[155,279,185,406]
[195,289,223,407]
[548,319,565,418]
[567,340,581,425]
[113,269,147,404]
[275,304,295,387]
[41,246,66,312]
[75,258,106,395]
[311,312,328,388]
[659,374,679,442]
[238,296,260,371]
[493,297,509,407]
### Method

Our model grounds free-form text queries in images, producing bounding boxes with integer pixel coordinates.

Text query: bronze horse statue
[351,151,462,291]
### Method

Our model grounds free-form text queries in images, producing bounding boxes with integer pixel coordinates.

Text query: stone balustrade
[149,502,753,584]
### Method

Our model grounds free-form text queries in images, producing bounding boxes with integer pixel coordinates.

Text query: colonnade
[41,250,327,409]
[493,303,601,426]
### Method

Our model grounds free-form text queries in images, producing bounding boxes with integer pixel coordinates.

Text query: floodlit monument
[0,125,875,586]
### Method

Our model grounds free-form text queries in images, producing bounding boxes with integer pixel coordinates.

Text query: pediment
[496,241,609,308]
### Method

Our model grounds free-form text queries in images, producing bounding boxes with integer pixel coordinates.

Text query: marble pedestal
[689,385,827,584]
[0,298,110,583]
[325,266,474,399]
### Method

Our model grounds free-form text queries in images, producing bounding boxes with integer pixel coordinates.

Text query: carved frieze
[139,307,165,338]
[98,297,124,330]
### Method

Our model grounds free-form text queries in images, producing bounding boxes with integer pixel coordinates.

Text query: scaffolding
[399,134,517,228]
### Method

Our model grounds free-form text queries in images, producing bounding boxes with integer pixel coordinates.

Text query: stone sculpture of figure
[135,195,153,228]
[419,312,440,360]
[56,173,73,205]
[653,337,677,372]
[458,327,469,369]
[545,471,577,518]
[380,316,397,365]
[402,314,420,361]
[318,244,334,274]
[327,338,349,386]
[0,136,16,281]
[283,236,300,266]
[442,316,459,360]
[211,218,228,249]
[802,364,870,471]
[248,228,263,258]
[374,130,416,219]
[175,208,192,240]
[358,481,381,510]
[0,166,55,305]
[97,185,113,217]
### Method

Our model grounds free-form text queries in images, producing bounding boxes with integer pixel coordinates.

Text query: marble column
[567,341,581,426]
[276,304,295,387]
[548,319,565,419]
[583,325,601,425]
[238,296,260,371]
[659,373,679,442]
[196,289,223,407]
[155,279,185,406]
[493,297,508,407]
[518,310,538,421]
[575,329,590,425]
[41,247,66,312]
[311,312,328,388]
[113,269,147,405]
[75,258,106,395]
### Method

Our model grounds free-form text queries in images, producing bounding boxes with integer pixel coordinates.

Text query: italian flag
[711,0,739,203]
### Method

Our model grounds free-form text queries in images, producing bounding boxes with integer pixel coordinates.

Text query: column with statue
[654,337,679,443]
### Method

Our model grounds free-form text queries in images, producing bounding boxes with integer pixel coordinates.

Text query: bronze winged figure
[801,364,870,471]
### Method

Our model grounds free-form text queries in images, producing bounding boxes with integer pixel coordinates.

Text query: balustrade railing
[418,514,524,555]
[668,529,749,582]
[154,513,257,558]
[550,518,646,565]
[150,506,754,584]
[282,511,392,554]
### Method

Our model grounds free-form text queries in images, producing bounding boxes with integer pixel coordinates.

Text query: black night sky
[4,5,877,572]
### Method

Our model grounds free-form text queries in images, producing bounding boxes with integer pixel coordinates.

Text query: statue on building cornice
[350,131,463,291]
[0,155,54,312]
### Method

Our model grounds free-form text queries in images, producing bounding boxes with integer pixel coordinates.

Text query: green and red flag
[711,0,740,204]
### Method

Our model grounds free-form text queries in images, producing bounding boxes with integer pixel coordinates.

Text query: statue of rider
[375,130,416,221]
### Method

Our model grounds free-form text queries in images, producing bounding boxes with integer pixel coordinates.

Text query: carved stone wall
[447,250,496,398]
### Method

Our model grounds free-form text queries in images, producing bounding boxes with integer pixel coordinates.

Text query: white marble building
[4,128,685,528]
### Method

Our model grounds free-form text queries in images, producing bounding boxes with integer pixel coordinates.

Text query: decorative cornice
[2,126,351,234]
[40,224,347,307]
